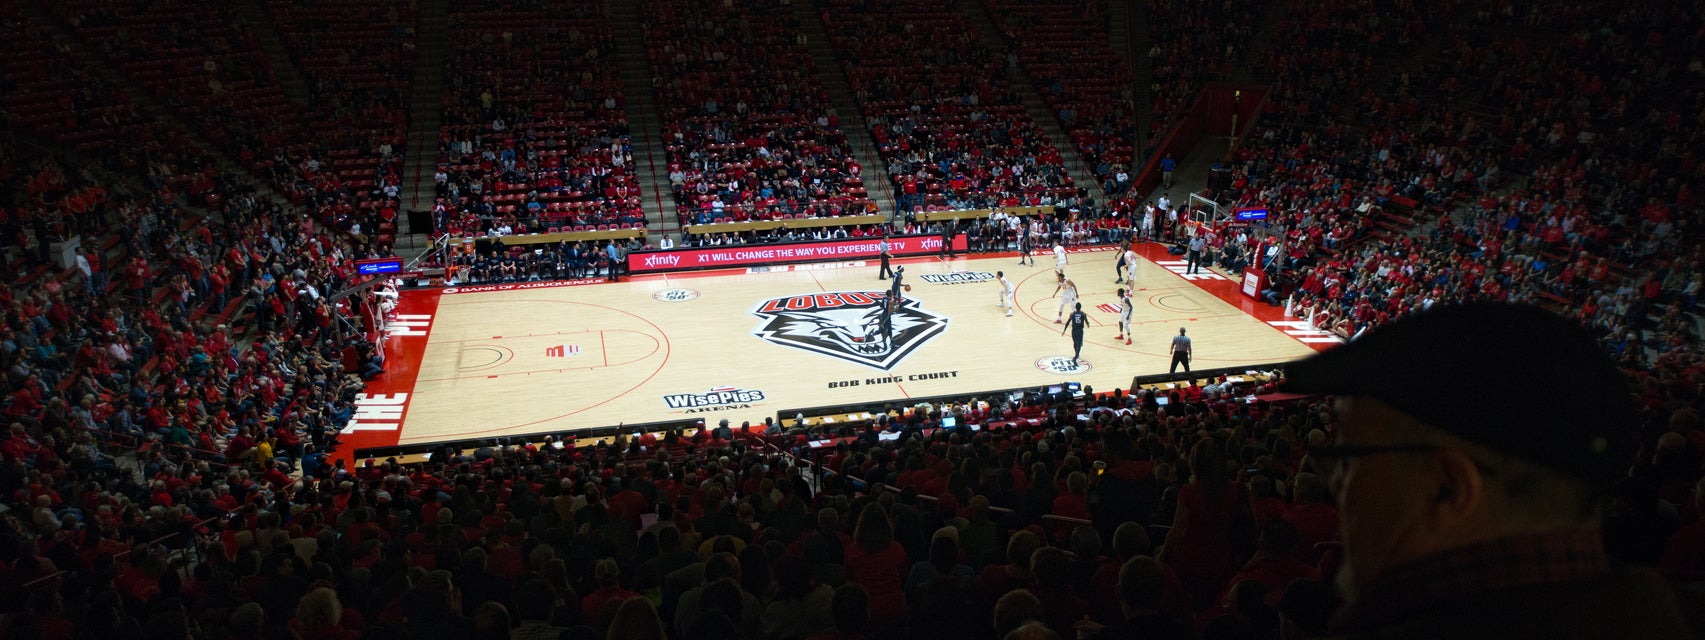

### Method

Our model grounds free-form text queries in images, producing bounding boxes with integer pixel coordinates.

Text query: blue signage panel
[357,258,404,275]
[1234,207,1269,222]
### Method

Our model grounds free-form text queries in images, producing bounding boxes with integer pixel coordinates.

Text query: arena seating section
[0,0,201,179]
[817,0,1076,213]
[260,0,416,251]
[1,1,1702,639]
[644,0,871,227]
[435,0,645,239]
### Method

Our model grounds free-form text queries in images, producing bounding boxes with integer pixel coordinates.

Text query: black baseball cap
[1284,302,1635,482]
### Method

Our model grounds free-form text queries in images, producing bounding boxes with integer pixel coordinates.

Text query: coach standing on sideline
[1168,327,1191,373]
[1283,302,1705,639]
[878,233,893,280]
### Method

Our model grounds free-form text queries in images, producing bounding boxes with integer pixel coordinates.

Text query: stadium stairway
[1124,0,1155,161]
[1110,0,1136,70]
[1235,1,1288,82]
[792,0,899,224]
[610,0,674,239]
[233,0,311,105]
[963,0,1108,206]
[400,0,449,243]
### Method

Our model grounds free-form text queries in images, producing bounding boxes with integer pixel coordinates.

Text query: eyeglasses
[1311,443,1499,479]
[1309,443,1442,477]
[1310,444,1445,460]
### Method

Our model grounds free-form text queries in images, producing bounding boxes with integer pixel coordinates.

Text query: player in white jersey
[1053,243,1068,275]
[1117,245,1139,284]
[996,270,1015,316]
[1114,288,1134,345]
[1053,271,1077,323]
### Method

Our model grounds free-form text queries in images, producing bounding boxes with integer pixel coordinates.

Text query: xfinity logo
[644,254,681,268]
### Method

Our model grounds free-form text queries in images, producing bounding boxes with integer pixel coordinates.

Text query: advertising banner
[628,234,968,273]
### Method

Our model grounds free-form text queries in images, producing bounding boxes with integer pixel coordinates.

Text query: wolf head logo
[752,291,949,370]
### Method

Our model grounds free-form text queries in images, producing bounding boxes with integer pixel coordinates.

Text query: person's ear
[1428,449,1486,529]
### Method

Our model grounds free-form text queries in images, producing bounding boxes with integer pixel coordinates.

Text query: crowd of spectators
[645,0,872,227]
[819,0,1079,214]
[46,0,409,254]
[7,349,1699,640]
[1252,0,1444,128]
[0,149,386,587]
[444,237,642,286]
[1208,0,1702,364]
[434,0,645,239]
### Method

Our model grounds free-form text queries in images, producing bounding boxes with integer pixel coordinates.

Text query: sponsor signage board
[628,235,968,273]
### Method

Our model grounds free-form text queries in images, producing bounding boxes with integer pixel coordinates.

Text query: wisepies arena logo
[663,386,766,412]
[751,291,949,370]
[919,271,995,285]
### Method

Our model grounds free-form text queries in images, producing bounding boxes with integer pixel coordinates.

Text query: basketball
[904,285,912,292]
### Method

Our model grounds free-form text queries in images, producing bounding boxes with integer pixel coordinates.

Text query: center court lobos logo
[751,291,949,370]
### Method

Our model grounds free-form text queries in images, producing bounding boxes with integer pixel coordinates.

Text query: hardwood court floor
[376,248,1321,446]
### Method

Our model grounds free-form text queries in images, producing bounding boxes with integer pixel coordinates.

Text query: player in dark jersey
[1062,302,1089,366]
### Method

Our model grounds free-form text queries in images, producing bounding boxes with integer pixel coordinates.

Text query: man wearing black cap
[1284,302,1705,639]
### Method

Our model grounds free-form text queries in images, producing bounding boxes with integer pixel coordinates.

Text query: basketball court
[339,244,1337,457]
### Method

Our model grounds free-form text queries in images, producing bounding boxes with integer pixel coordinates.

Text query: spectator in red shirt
[580,557,638,623]
[1281,472,1339,565]
[1050,471,1090,541]
[1247,474,1289,531]
[843,504,907,628]
[1160,438,1248,609]
[1658,477,1705,582]
[1025,546,1089,637]
[1218,519,1320,608]
[976,529,1040,608]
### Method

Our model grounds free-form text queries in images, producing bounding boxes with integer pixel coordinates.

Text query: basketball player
[996,270,1015,317]
[880,294,900,344]
[1053,271,1077,324]
[1118,244,1139,284]
[1114,288,1133,345]
[1016,220,1034,266]
[1061,302,1089,365]
[1053,242,1068,276]
[1028,218,1047,264]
